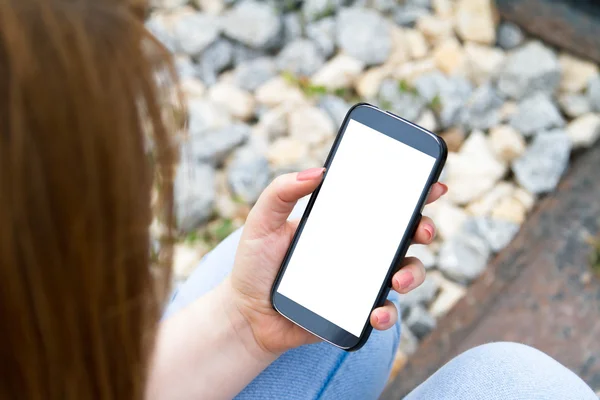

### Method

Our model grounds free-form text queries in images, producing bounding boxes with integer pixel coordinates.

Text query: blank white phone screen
[277,119,436,337]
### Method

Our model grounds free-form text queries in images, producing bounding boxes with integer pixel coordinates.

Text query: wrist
[215,278,280,365]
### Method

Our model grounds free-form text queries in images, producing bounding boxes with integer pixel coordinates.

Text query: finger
[391,256,426,294]
[426,182,448,204]
[246,168,325,237]
[370,300,398,331]
[412,216,436,244]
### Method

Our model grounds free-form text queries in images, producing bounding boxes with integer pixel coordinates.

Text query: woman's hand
[225,168,447,357]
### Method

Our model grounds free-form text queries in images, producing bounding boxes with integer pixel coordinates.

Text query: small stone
[566,113,600,149]
[490,195,526,224]
[311,54,365,90]
[283,13,303,43]
[432,0,454,17]
[288,106,335,146]
[255,76,306,108]
[388,25,411,66]
[394,4,429,27]
[231,43,265,66]
[405,305,437,339]
[337,7,392,66]
[454,0,497,45]
[444,131,507,205]
[439,127,466,152]
[438,229,491,283]
[276,39,325,77]
[512,131,571,194]
[461,83,504,131]
[513,187,536,212]
[588,76,600,112]
[303,0,344,22]
[378,79,427,122]
[398,275,440,310]
[393,58,437,84]
[254,104,289,140]
[175,161,216,232]
[463,217,520,252]
[488,125,526,162]
[369,0,397,13]
[510,93,565,136]
[233,57,277,92]
[208,82,255,121]
[558,93,592,118]
[406,244,437,269]
[405,29,429,60]
[497,21,524,50]
[318,95,350,127]
[433,37,466,76]
[464,42,505,85]
[174,56,197,79]
[306,17,337,58]
[222,1,281,49]
[187,123,251,165]
[146,13,178,52]
[152,0,190,9]
[415,73,474,129]
[173,243,204,281]
[188,98,232,134]
[466,181,515,217]
[197,38,233,85]
[559,53,599,94]
[398,323,419,355]
[416,109,438,132]
[173,12,220,56]
[355,65,392,98]
[195,0,225,14]
[267,137,310,168]
[434,200,469,240]
[179,78,206,98]
[498,101,518,122]
[227,146,271,204]
[416,14,454,44]
[497,41,560,100]
[428,271,466,318]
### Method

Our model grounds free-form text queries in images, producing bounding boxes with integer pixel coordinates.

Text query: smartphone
[270,103,447,351]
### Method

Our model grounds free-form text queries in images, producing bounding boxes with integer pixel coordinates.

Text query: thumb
[245,168,325,237]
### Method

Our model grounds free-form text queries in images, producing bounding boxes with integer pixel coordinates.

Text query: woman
[0,0,596,399]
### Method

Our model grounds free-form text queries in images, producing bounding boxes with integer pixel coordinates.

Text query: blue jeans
[165,202,596,399]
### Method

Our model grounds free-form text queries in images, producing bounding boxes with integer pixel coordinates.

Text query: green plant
[429,94,443,113]
[590,237,600,274]
[212,218,236,243]
[397,79,418,95]
[184,231,200,245]
[380,99,392,110]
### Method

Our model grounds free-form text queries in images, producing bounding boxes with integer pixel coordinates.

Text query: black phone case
[270,102,448,351]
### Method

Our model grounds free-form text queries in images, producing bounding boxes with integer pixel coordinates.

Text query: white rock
[464,42,505,85]
[445,131,507,205]
[388,25,411,66]
[172,12,221,56]
[311,54,365,90]
[466,181,515,217]
[255,77,307,108]
[513,187,536,212]
[195,0,225,14]
[510,93,565,136]
[416,14,454,44]
[187,98,232,134]
[221,1,281,49]
[490,195,527,224]
[276,39,325,77]
[336,7,392,66]
[432,37,466,76]
[208,82,255,121]
[288,106,335,146]
[434,201,469,240]
[405,28,429,60]
[152,0,190,9]
[488,125,526,162]
[558,53,599,94]
[393,58,437,84]
[498,101,518,122]
[255,104,290,140]
[173,243,204,280]
[432,0,454,17]
[355,65,392,98]
[454,0,497,45]
[179,78,206,98]
[406,244,437,269]
[438,229,491,283]
[558,93,592,118]
[566,113,600,148]
[416,109,438,132]
[428,271,466,318]
[464,216,520,252]
[267,137,310,168]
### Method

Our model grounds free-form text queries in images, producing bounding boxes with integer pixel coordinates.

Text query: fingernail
[440,183,449,195]
[297,167,325,181]
[423,224,435,241]
[377,312,390,325]
[394,271,414,290]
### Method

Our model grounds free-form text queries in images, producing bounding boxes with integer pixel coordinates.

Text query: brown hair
[0,0,179,398]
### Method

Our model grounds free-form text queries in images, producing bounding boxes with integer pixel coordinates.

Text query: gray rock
[379,79,426,122]
[232,43,266,66]
[336,7,392,66]
[175,56,198,79]
[222,1,282,49]
[303,0,346,22]
[187,99,231,135]
[497,41,560,100]
[398,274,440,312]
[227,146,271,204]
[399,323,419,355]
[461,83,504,131]
[276,39,325,77]
[512,130,571,194]
[150,0,189,9]
[406,244,437,269]
[234,57,277,92]
[197,39,233,86]
[394,4,428,27]
[510,93,565,136]
[463,217,520,253]
[558,93,592,118]
[318,95,350,127]
[415,72,474,128]
[306,17,337,58]
[439,230,491,283]
[405,305,436,340]
[589,76,600,112]
[408,0,431,7]
[175,161,216,232]
[283,13,303,43]
[173,12,221,56]
[146,16,177,52]
[187,124,251,165]
[370,0,396,13]
[497,22,524,50]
